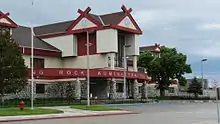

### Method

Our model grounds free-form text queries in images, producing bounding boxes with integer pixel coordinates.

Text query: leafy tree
[0,28,27,103]
[187,77,202,97]
[138,46,192,96]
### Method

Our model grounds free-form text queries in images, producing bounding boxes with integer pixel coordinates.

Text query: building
[0,5,150,100]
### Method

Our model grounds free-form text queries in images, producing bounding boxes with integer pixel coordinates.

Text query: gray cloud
[1,0,220,81]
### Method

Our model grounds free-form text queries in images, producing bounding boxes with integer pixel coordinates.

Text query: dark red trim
[28,68,149,80]
[19,47,62,57]
[38,27,103,39]
[111,25,142,34]
[66,7,102,33]
[37,32,67,39]
[0,11,18,28]
[37,25,140,39]
[77,32,97,56]
[0,12,10,19]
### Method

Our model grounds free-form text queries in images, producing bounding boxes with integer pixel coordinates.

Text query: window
[168,87,175,93]
[139,86,142,93]
[36,84,45,94]
[30,58,45,68]
[116,83,123,92]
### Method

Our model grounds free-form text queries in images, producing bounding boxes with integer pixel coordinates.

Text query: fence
[0,97,153,108]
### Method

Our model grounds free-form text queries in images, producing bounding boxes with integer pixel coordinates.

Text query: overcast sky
[1,0,220,85]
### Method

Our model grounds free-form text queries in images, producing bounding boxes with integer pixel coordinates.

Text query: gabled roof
[140,44,161,53]
[34,12,125,37]
[0,11,18,28]
[35,5,142,39]
[100,11,124,25]
[34,20,73,36]
[12,26,61,52]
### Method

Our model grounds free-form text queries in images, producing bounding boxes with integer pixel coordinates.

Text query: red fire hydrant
[19,101,24,111]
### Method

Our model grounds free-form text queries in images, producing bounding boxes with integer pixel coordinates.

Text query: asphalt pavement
[2,102,220,124]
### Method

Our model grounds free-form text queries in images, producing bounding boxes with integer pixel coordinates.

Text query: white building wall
[43,35,77,57]
[63,54,108,69]
[96,29,118,53]
[23,55,63,68]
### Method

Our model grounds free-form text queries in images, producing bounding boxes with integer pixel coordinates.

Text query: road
[3,102,219,124]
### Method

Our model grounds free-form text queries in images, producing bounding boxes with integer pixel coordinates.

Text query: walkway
[0,106,135,122]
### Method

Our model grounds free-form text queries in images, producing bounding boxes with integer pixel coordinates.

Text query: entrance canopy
[28,68,149,81]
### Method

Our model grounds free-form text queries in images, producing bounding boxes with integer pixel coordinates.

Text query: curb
[0,112,138,123]
[106,102,157,107]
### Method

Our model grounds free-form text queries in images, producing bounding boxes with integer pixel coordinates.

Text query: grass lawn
[70,105,123,111]
[0,108,63,116]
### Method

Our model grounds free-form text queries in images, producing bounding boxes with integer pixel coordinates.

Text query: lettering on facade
[67,70,71,75]
[97,71,102,76]
[103,71,107,76]
[59,70,64,75]
[39,70,44,75]
[32,69,147,80]
[74,70,78,75]
[80,71,85,75]
[108,71,113,76]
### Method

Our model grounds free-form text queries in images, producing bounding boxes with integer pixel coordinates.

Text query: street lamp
[30,0,37,110]
[86,31,91,106]
[82,18,92,106]
[201,58,208,96]
[123,44,131,99]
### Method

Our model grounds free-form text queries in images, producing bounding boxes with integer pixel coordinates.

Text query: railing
[0,98,155,108]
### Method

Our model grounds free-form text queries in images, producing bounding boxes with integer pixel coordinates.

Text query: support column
[133,56,138,72]
[109,78,116,100]
[141,81,148,99]
[74,78,81,100]
[132,79,139,99]
[81,80,87,99]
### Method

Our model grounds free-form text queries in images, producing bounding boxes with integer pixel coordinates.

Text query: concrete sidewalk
[0,106,137,122]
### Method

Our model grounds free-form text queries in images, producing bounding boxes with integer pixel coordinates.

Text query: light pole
[30,0,37,110]
[123,44,131,99]
[82,17,92,106]
[201,58,207,96]
[86,31,90,106]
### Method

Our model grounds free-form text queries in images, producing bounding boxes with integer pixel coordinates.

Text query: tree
[0,28,27,103]
[187,77,202,98]
[138,46,192,96]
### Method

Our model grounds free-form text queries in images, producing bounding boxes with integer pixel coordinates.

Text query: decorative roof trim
[0,11,18,28]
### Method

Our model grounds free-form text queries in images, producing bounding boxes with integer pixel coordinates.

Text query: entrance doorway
[90,78,108,99]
